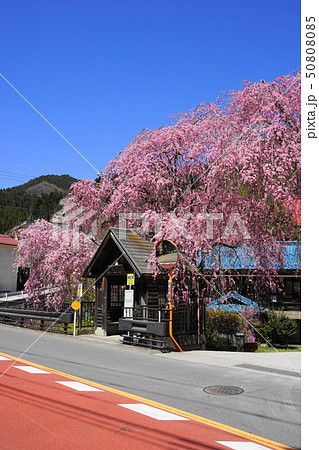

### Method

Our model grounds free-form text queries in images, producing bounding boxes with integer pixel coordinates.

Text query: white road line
[14,366,51,374]
[216,442,272,450]
[55,381,103,392]
[118,404,189,421]
[0,356,11,361]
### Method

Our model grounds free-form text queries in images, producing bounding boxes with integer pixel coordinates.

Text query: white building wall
[0,245,17,292]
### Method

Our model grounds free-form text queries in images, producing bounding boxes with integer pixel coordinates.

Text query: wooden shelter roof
[83,227,154,278]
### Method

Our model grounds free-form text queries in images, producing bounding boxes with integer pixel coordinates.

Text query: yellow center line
[0,351,294,450]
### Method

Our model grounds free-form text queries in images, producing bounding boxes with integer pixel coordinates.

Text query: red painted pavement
[0,356,280,449]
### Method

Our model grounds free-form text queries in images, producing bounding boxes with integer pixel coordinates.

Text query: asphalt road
[1,355,284,449]
[0,325,301,449]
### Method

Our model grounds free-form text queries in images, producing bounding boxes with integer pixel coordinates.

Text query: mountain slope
[0,174,78,233]
[26,181,64,197]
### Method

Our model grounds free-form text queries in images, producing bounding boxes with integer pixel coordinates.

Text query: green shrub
[205,307,261,350]
[205,309,241,350]
[257,310,297,347]
[205,329,235,351]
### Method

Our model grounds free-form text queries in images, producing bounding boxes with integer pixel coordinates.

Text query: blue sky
[0,0,301,189]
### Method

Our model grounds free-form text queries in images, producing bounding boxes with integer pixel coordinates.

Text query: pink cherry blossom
[16,71,300,307]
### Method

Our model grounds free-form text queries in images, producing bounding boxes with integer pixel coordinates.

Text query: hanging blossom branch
[16,71,300,308]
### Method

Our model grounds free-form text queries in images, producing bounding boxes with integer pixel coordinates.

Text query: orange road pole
[168,267,183,352]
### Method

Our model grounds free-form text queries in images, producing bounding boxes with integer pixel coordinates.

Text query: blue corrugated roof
[206,291,267,312]
[202,241,300,271]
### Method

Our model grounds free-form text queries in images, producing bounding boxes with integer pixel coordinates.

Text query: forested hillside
[0,174,78,233]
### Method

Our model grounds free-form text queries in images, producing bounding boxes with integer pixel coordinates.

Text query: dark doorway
[108,284,126,322]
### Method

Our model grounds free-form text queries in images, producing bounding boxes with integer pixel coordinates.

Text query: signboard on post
[127,273,135,286]
[124,289,134,318]
[77,283,83,298]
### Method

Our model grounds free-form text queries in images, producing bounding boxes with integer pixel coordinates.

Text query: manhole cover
[203,385,244,396]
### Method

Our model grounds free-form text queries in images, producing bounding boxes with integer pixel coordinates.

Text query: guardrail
[0,287,61,302]
[0,307,74,333]
[0,290,27,302]
[0,299,95,334]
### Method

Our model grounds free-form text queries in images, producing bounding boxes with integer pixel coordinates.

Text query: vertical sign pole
[71,300,81,336]
[126,274,135,317]
[76,284,82,336]
[73,310,76,336]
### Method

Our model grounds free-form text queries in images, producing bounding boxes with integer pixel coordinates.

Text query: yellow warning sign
[72,300,81,311]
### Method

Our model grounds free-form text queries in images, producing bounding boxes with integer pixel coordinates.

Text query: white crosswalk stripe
[55,381,103,391]
[217,442,272,450]
[118,403,189,421]
[14,366,51,374]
